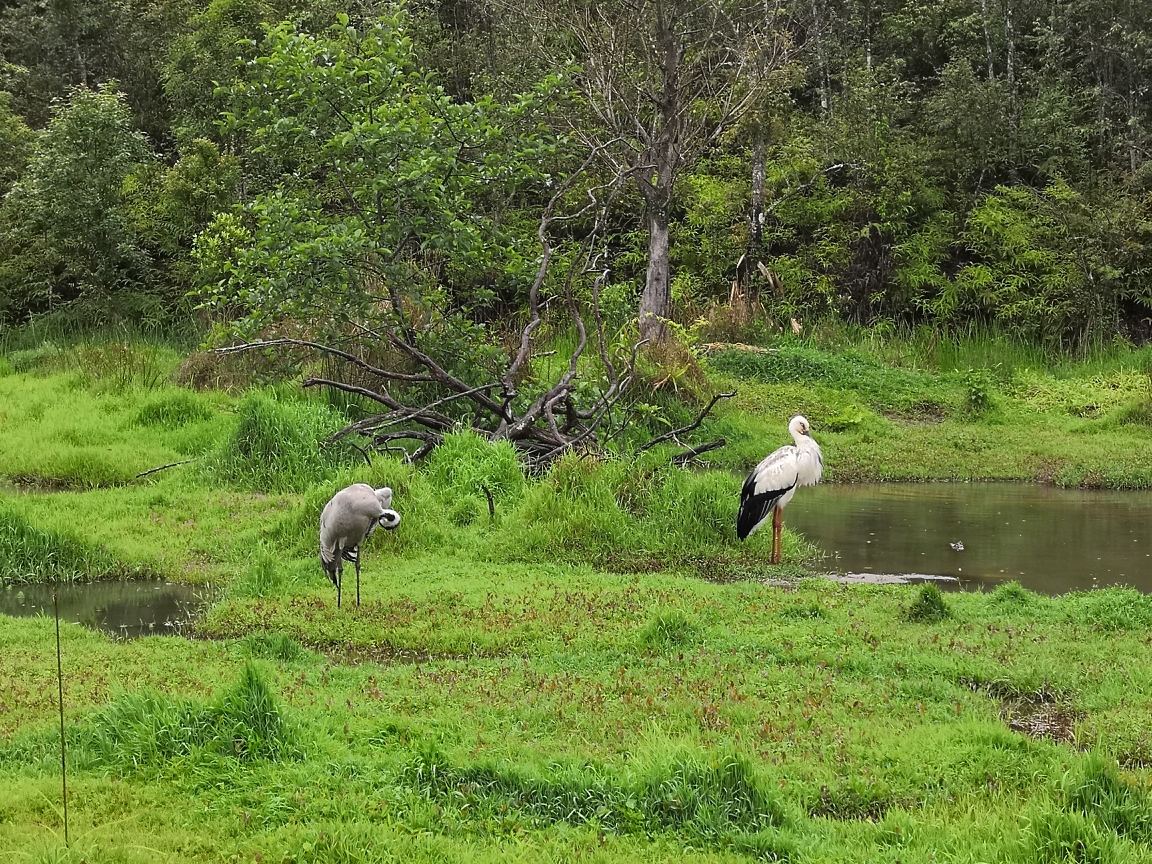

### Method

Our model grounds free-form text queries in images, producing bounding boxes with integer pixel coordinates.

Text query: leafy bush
[962,368,994,415]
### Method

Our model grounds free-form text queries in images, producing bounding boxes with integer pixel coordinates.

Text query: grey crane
[736,415,823,564]
[319,484,401,607]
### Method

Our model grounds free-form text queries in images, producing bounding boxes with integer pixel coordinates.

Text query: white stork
[737,415,823,564]
[319,484,401,607]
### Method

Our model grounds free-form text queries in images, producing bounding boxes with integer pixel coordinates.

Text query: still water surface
[786,483,1152,595]
[0,580,216,638]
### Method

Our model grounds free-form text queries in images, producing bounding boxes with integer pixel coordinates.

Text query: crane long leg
[355,549,361,607]
[336,563,342,609]
[772,506,783,565]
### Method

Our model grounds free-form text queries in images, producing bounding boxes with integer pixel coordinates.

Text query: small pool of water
[786,483,1152,595]
[0,580,217,638]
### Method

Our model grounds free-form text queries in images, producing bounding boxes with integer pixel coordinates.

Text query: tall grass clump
[497,453,632,563]
[1065,588,1152,632]
[638,609,700,651]
[902,584,952,623]
[206,389,353,491]
[132,389,215,428]
[424,431,526,525]
[240,632,312,663]
[74,663,299,772]
[1061,755,1152,841]
[401,745,792,855]
[495,454,797,575]
[0,510,145,583]
[1022,806,1126,864]
[229,541,289,598]
[4,340,179,392]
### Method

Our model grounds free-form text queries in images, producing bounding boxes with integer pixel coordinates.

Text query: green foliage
[0,92,33,197]
[902,584,952,624]
[125,138,240,298]
[195,12,560,341]
[962,368,995,415]
[958,182,1152,349]
[0,84,155,323]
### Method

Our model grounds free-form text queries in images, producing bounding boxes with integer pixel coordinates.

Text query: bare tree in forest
[507,0,796,344]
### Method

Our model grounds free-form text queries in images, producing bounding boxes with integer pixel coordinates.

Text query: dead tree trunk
[636,1,683,345]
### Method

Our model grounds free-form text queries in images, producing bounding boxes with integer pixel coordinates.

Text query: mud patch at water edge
[0,579,219,639]
[764,572,959,589]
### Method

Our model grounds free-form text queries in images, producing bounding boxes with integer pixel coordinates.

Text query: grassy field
[3,333,1152,862]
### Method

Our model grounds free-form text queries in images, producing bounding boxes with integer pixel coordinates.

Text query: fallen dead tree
[216,153,733,468]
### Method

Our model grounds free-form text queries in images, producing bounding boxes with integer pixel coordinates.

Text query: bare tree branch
[636,390,737,453]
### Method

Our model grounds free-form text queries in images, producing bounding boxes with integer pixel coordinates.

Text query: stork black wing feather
[737,483,793,540]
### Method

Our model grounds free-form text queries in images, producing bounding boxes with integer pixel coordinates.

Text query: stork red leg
[772,506,783,564]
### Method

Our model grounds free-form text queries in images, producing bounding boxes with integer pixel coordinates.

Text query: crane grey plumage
[319,484,401,607]
[737,415,822,563]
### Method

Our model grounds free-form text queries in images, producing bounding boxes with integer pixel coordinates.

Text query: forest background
[0,0,1150,356]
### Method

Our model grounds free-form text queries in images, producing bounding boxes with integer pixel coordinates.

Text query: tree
[197,13,726,462]
[0,84,153,321]
[0,0,192,143]
[0,92,34,196]
[509,0,797,343]
[125,138,240,300]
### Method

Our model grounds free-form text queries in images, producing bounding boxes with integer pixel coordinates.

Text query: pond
[0,580,217,638]
[786,483,1152,595]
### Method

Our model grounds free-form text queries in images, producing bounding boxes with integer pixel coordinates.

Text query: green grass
[6,573,1152,860]
[4,332,1152,861]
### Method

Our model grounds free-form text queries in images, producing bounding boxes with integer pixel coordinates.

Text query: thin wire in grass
[54,589,69,846]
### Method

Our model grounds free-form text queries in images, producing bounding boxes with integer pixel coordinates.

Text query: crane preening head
[736,415,823,565]
[319,484,401,608]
